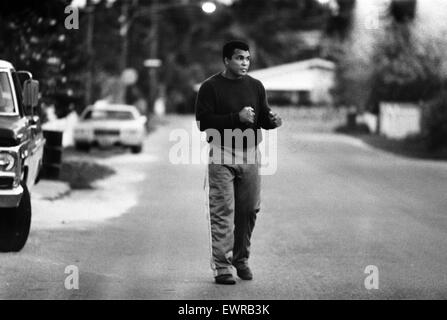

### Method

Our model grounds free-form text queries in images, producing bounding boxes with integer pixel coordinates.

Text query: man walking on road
[195,40,282,285]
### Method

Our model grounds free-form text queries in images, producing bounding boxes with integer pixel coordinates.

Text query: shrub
[421,92,447,151]
[59,160,116,190]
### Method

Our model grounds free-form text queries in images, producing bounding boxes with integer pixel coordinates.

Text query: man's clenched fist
[269,111,282,128]
[239,106,255,124]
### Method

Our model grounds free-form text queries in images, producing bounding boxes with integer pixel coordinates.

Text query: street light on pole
[75,0,224,115]
[119,0,218,72]
[126,1,221,116]
[72,0,228,110]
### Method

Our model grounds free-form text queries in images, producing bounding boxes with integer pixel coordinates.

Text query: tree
[0,0,87,117]
[368,23,443,113]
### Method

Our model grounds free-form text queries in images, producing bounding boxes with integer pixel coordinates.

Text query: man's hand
[269,111,282,128]
[239,106,255,125]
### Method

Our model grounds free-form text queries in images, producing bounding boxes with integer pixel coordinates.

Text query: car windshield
[0,72,16,114]
[83,109,135,121]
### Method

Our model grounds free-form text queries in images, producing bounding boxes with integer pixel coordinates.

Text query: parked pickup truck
[0,60,45,252]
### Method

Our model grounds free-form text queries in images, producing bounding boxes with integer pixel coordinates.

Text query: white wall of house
[379,102,421,139]
[310,68,335,105]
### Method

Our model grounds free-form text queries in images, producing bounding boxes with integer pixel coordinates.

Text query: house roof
[248,58,336,91]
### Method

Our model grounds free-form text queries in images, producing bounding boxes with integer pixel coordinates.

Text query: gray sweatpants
[205,150,261,276]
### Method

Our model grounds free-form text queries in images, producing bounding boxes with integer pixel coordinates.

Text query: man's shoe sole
[215,275,236,285]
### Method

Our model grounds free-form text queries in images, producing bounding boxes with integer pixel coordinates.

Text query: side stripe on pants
[203,166,217,276]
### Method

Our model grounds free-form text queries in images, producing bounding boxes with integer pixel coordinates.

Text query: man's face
[224,49,250,78]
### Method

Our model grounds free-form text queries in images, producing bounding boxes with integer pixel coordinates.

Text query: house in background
[248,58,336,106]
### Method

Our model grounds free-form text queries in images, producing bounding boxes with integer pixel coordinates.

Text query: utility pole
[147,0,159,114]
[85,0,95,106]
[119,0,130,71]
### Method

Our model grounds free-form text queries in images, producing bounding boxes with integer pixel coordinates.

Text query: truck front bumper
[0,185,23,208]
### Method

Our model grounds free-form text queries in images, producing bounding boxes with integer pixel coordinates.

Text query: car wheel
[0,184,32,252]
[75,142,91,152]
[130,145,143,154]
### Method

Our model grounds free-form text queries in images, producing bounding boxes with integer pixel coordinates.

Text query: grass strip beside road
[59,160,116,190]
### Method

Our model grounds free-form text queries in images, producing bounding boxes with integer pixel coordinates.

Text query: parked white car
[74,101,147,153]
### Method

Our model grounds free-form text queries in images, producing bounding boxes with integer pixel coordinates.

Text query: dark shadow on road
[65,146,129,159]
[59,159,116,190]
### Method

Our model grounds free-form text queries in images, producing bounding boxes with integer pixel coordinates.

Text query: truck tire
[0,184,32,252]
[75,142,91,152]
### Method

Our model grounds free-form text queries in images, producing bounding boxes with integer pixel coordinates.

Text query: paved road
[1,113,447,299]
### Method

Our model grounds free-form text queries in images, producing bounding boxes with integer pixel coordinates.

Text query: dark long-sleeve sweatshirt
[195,73,276,149]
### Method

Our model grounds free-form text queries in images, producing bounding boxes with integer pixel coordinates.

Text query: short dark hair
[222,40,250,62]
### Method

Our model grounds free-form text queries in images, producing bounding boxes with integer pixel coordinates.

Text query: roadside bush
[368,24,443,114]
[421,92,447,151]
